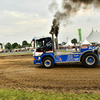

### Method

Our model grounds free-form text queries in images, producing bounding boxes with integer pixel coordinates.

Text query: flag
[78,29,82,42]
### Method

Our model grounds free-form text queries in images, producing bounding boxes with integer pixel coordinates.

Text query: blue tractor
[32,35,99,68]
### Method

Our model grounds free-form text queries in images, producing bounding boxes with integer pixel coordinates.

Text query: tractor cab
[32,37,52,56]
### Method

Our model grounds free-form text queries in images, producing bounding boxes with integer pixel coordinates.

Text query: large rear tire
[82,53,98,68]
[42,57,54,68]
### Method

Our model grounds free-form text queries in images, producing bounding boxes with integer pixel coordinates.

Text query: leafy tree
[71,38,77,45]
[17,44,22,48]
[28,43,31,47]
[22,40,28,47]
[12,42,18,49]
[5,42,12,49]
[62,42,66,45]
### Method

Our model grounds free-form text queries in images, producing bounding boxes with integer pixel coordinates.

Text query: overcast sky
[0,0,100,45]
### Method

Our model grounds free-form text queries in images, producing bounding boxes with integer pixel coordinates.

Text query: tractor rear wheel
[82,53,98,68]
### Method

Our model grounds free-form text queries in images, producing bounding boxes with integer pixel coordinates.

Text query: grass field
[0,89,100,100]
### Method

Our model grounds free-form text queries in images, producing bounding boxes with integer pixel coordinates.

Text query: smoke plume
[49,0,100,25]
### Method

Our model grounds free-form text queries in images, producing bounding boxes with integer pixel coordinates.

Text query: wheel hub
[88,58,93,62]
[86,56,95,65]
[44,60,51,67]
[46,62,50,65]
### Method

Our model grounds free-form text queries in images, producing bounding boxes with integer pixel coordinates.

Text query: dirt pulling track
[0,54,100,94]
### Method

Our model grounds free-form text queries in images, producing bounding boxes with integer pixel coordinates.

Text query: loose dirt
[0,54,100,94]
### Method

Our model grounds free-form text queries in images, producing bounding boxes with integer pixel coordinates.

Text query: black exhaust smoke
[49,0,100,26]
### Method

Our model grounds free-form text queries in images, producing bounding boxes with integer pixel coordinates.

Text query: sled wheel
[82,53,98,68]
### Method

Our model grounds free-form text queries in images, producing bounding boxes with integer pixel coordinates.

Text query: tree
[71,38,77,45]
[5,42,12,49]
[22,40,28,47]
[17,44,22,48]
[28,43,31,47]
[62,42,66,45]
[12,42,18,49]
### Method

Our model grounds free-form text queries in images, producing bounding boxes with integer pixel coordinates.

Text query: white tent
[58,40,62,45]
[66,40,74,46]
[82,39,91,45]
[96,42,100,44]
[86,30,100,43]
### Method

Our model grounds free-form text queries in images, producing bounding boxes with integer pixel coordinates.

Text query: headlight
[38,57,41,60]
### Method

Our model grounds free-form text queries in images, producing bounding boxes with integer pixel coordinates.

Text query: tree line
[0,40,32,49]
[0,38,78,49]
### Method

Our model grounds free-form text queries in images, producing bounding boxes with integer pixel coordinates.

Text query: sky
[0,0,100,45]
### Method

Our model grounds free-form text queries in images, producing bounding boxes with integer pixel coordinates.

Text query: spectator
[75,46,77,51]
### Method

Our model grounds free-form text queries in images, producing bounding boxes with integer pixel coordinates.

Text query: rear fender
[80,51,92,62]
[94,50,99,58]
[80,50,99,62]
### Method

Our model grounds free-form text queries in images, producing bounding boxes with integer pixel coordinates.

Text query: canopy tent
[96,42,100,44]
[65,40,74,46]
[86,30,100,43]
[81,39,91,45]
[58,40,62,45]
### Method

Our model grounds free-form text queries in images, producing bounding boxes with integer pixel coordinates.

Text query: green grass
[0,89,100,100]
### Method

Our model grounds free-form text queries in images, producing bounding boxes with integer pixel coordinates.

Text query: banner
[78,29,82,42]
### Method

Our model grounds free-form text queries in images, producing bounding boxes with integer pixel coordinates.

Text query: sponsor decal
[74,55,79,57]
[74,58,79,61]
[89,46,93,50]
[66,55,74,61]
[81,46,88,49]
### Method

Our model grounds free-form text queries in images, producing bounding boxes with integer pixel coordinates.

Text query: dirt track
[0,54,100,94]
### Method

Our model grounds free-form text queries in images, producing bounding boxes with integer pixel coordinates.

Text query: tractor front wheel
[42,57,54,68]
